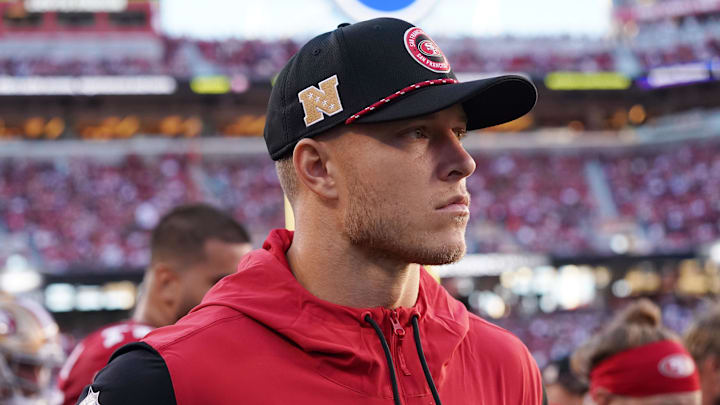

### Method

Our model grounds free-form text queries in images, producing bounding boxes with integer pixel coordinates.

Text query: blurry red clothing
[57,320,153,405]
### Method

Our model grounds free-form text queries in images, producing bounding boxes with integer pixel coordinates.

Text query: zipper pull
[390,310,405,337]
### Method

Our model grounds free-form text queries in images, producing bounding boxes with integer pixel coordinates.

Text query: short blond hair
[275,156,298,203]
[684,304,720,362]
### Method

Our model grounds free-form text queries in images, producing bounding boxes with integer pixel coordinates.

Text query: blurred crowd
[1,16,720,79]
[0,154,283,272]
[467,152,594,256]
[602,141,720,252]
[491,295,707,369]
[4,139,720,271]
[0,57,164,77]
[628,15,720,69]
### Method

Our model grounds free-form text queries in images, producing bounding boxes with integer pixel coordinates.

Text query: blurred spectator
[542,356,588,405]
[684,304,720,405]
[571,299,700,404]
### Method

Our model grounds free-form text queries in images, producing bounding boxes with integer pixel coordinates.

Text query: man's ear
[293,138,339,200]
[151,263,181,310]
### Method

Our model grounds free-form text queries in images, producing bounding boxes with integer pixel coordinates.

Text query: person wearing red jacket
[58,204,251,405]
[77,18,544,405]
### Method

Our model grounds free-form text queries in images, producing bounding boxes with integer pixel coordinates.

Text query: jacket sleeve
[75,342,176,405]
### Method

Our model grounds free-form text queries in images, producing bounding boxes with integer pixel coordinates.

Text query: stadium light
[45,284,76,313]
[610,234,630,254]
[24,0,128,12]
[433,253,548,278]
[709,242,720,264]
[0,254,43,294]
[0,76,177,96]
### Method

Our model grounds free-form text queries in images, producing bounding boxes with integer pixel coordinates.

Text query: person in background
[684,304,720,405]
[0,293,65,405]
[57,204,251,405]
[543,356,587,405]
[572,299,700,405]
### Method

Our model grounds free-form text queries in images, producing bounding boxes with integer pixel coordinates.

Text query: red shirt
[141,229,543,404]
[57,320,153,405]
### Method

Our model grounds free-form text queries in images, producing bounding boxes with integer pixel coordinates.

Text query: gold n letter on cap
[298,75,343,127]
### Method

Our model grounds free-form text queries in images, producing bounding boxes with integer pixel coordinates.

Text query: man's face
[175,239,252,320]
[329,103,475,265]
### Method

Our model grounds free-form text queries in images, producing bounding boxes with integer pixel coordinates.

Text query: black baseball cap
[264,17,537,160]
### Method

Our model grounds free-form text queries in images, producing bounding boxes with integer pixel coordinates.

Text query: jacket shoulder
[463,314,544,403]
[465,313,540,371]
[142,305,247,351]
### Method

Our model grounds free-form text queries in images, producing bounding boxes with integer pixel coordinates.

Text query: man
[0,293,64,405]
[58,204,251,405]
[77,18,542,404]
[684,305,720,405]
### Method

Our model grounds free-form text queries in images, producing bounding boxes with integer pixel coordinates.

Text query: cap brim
[352,75,537,130]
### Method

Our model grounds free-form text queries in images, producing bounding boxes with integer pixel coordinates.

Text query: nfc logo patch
[298,75,343,127]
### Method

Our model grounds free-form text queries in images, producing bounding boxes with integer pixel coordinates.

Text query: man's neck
[287,225,420,309]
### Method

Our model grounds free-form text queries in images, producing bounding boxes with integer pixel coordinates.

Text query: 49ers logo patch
[658,354,696,378]
[403,27,450,73]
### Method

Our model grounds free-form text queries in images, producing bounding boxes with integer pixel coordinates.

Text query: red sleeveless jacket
[143,229,543,405]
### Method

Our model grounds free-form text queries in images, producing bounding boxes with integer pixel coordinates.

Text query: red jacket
[58,320,153,405]
[143,229,543,404]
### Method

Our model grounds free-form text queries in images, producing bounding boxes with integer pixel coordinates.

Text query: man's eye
[455,128,468,139]
[408,128,427,139]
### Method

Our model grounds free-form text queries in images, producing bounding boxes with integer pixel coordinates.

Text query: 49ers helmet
[0,294,64,404]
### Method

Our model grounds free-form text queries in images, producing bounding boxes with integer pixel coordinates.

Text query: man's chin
[414,241,466,266]
[421,253,465,266]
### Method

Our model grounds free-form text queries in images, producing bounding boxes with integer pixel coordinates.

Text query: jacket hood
[192,228,470,398]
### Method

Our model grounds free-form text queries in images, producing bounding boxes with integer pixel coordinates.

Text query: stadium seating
[6,140,720,271]
[2,19,719,79]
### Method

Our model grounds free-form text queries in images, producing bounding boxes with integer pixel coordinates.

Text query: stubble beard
[342,176,467,266]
